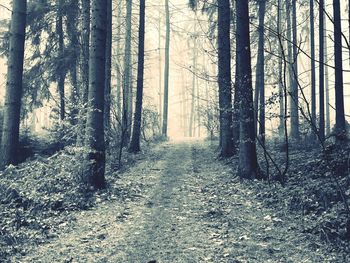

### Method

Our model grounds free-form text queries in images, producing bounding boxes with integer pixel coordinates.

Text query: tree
[236,0,259,179]
[84,0,108,189]
[57,0,66,121]
[217,0,234,157]
[290,0,299,139]
[122,0,133,143]
[104,0,112,138]
[319,0,325,142]
[162,0,170,137]
[254,0,266,144]
[81,0,90,103]
[310,0,316,132]
[333,0,346,141]
[129,0,146,153]
[0,0,27,169]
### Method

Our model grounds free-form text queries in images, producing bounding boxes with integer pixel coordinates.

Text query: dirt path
[17,141,340,262]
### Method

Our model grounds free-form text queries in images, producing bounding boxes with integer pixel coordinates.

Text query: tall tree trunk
[325,22,330,136]
[57,0,66,121]
[0,0,27,168]
[189,35,196,137]
[81,0,90,103]
[67,1,80,125]
[104,0,112,143]
[319,0,325,142]
[218,0,234,157]
[290,0,299,139]
[85,0,108,189]
[255,0,266,144]
[158,8,162,132]
[277,0,285,138]
[333,0,346,140]
[122,0,133,143]
[162,0,170,136]
[310,0,316,132]
[76,0,90,146]
[115,0,122,123]
[129,0,146,153]
[236,0,259,179]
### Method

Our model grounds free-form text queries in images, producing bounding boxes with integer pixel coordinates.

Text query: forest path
[19,141,336,262]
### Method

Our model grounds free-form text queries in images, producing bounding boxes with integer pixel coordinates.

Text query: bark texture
[0,0,27,168]
[85,0,108,189]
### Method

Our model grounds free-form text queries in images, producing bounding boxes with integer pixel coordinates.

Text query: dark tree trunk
[85,0,108,189]
[319,0,325,142]
[162,0,170,137]
[218,0,234,157]
[236,0,259,179]
[57,0,66,121]
[0,0,27,168]
[255,0,266,144]
[310,0,316,131]
[333,0,346,140]
[129,0,146,153]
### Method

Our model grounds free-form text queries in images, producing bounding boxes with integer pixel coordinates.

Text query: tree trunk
[325,22,330,136]
[104,0,112,143]
[158,9,162,132]
[319,0,325,142]
[277,0,285,138]
[129,0,146,153]
[189,35,196,137]
[115,0,122,123]
[162,0,170,137]
[57,0,66,121]
[0,0,27,168]
[218,0,234,157]
[81,0,90,103]
[310,0,316,132]
[255,0,266,144]
[85,0,108,189]
[290,0,299,139]
[236,0,259,179]
[333,0,346,140]
[122,0,133,143]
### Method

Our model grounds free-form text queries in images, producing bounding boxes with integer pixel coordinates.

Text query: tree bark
[57,0,66,121]
[0,0,27,168]
[255,0,266,144]
[218,0,234,157]
[290,0,299,139]
[162,0,170,137]
[333,0,346,140]
[277,0,285,138]
[310,0,316,132]
[104,0,112,141]
[129,0,146,153]
[85,0,108,189]
[319,0,325,142]
[81,0,90,103]
[236,0,259,179]
[122,0,133,143]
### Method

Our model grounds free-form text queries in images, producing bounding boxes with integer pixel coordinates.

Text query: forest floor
[2,139,347,262]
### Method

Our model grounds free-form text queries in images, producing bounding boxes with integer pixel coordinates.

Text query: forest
[0,0,350,261]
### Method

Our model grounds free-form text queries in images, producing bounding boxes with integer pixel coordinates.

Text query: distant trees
[0,0,27,168]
